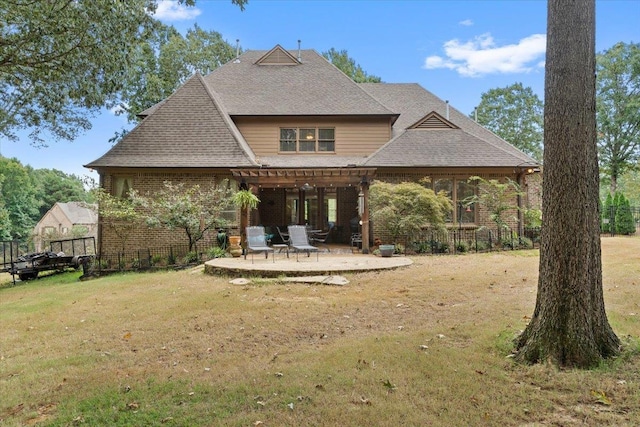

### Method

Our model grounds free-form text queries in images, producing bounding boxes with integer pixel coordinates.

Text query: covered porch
[232,168,375,253]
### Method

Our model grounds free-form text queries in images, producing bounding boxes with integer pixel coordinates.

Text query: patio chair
[288,225,319,261]
[310,223,334,252]
[245,226,274,263]
[276,226,290,245]
[350,233,362,253]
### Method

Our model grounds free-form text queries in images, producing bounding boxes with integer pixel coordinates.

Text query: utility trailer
[1,237,96,282]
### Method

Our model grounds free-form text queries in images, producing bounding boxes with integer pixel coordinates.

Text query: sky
[2,0,638,181]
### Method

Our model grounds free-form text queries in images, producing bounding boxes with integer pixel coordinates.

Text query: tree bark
[514,0,620,368]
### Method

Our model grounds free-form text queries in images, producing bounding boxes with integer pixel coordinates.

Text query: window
[318,128,335,152]
[220,180,238,223]
[113,177,133,198]
[279,127,335,152]
[299,128,316,151]
[280,128,297,152]
[434,178,453,222]
[457,179,476,223]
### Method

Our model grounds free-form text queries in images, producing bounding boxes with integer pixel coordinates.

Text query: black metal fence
[91,240,221,275]
[396,227,541,255]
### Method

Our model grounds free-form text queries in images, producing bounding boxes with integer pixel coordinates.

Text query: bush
[207,246,228,259]
[183,251,199,264]
[454,241,469,253]
[150,254,164,266]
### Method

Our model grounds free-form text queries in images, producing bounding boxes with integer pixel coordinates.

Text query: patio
[203,245,412,278]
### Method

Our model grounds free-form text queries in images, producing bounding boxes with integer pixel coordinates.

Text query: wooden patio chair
[245,226,274,263]
[287,225,319,261]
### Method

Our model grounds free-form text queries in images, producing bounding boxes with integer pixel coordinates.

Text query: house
[33,202,98,251]
[86,44,540,254]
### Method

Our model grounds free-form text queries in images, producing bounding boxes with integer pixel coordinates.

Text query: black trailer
[1,237,96,282]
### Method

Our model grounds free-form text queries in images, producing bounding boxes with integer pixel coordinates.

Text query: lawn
[1,237,639,426]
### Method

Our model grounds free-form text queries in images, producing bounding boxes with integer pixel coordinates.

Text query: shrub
[184,251,199,264]
[454,241,469,253]
[207,246,228,259]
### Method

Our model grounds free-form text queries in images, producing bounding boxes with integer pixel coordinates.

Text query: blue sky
[2,0,638,180]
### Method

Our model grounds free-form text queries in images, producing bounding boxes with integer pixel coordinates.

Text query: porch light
[301,183,313,191]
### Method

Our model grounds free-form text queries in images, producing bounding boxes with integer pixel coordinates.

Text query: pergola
[232,168,376,253]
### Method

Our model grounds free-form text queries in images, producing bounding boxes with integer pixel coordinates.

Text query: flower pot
[379,244,395,257]
[228,235,242,257]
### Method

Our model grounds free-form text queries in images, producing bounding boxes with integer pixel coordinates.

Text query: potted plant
[369,180,451,256]
[232,188,260,255]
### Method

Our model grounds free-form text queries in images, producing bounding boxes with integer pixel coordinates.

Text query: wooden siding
[233,116,392,156]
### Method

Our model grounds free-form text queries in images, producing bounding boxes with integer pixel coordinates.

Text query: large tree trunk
[514,0,620,368]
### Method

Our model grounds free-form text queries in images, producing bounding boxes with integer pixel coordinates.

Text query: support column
[361,179,370,254]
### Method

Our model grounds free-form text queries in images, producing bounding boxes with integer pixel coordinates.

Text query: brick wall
[99,171,236,254]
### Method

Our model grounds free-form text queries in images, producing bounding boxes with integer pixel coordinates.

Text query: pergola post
[360,178,370,254]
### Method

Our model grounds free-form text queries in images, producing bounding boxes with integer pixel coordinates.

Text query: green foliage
[615,194,636,235]
[523,207,542,228]
[601,191,636,235]
[232,189,260,210]
[596,42,640,194]
[454,240,469,253]
[183,251,200,264]
[115,23,238,124]
[472,83,544,161]
[32,168,91,217]
[0,157,93,240]
[617,167,640,205]
[369,180,451,243]
[322,48,382,83]
[206,246,228,259]
[602,192,614,232]
[0,1,246,145]
[467,176,523,240]
[91,188,142,252]
[131,180,235,252]
[0,157,39,239]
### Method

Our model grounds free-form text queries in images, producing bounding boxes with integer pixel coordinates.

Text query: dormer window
[280,127,335,152]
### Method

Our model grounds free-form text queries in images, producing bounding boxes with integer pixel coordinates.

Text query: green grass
[1,237,640,426]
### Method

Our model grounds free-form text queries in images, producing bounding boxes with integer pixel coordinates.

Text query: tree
[0,175,12,240]
[473,83,544,161]
[91,188,142,253]
[514,0,620,368]
[31,168,91,217]
[601,192,613,233]
[596,42,640,195]
[322,48,382,83]
[115,23,238,123]
[0,157,39,239]
[617,166,640,205]
[132,181,235,252]
[466,176,523,241]
[368,180,451,244]
[0,0,246,146]
[615,193,635,235]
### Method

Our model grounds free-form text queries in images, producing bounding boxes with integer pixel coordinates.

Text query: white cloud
[152,1,201,21]
[424,33,546,77]
[459,19,473,26]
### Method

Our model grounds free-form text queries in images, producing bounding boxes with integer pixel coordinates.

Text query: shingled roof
[85,73,256,169]
[360,83,535,167]
[204,47,397,117]
[57,202,98,225]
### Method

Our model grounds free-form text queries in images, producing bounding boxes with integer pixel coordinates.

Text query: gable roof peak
[408,111,459,130]
[255,44,301,65]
